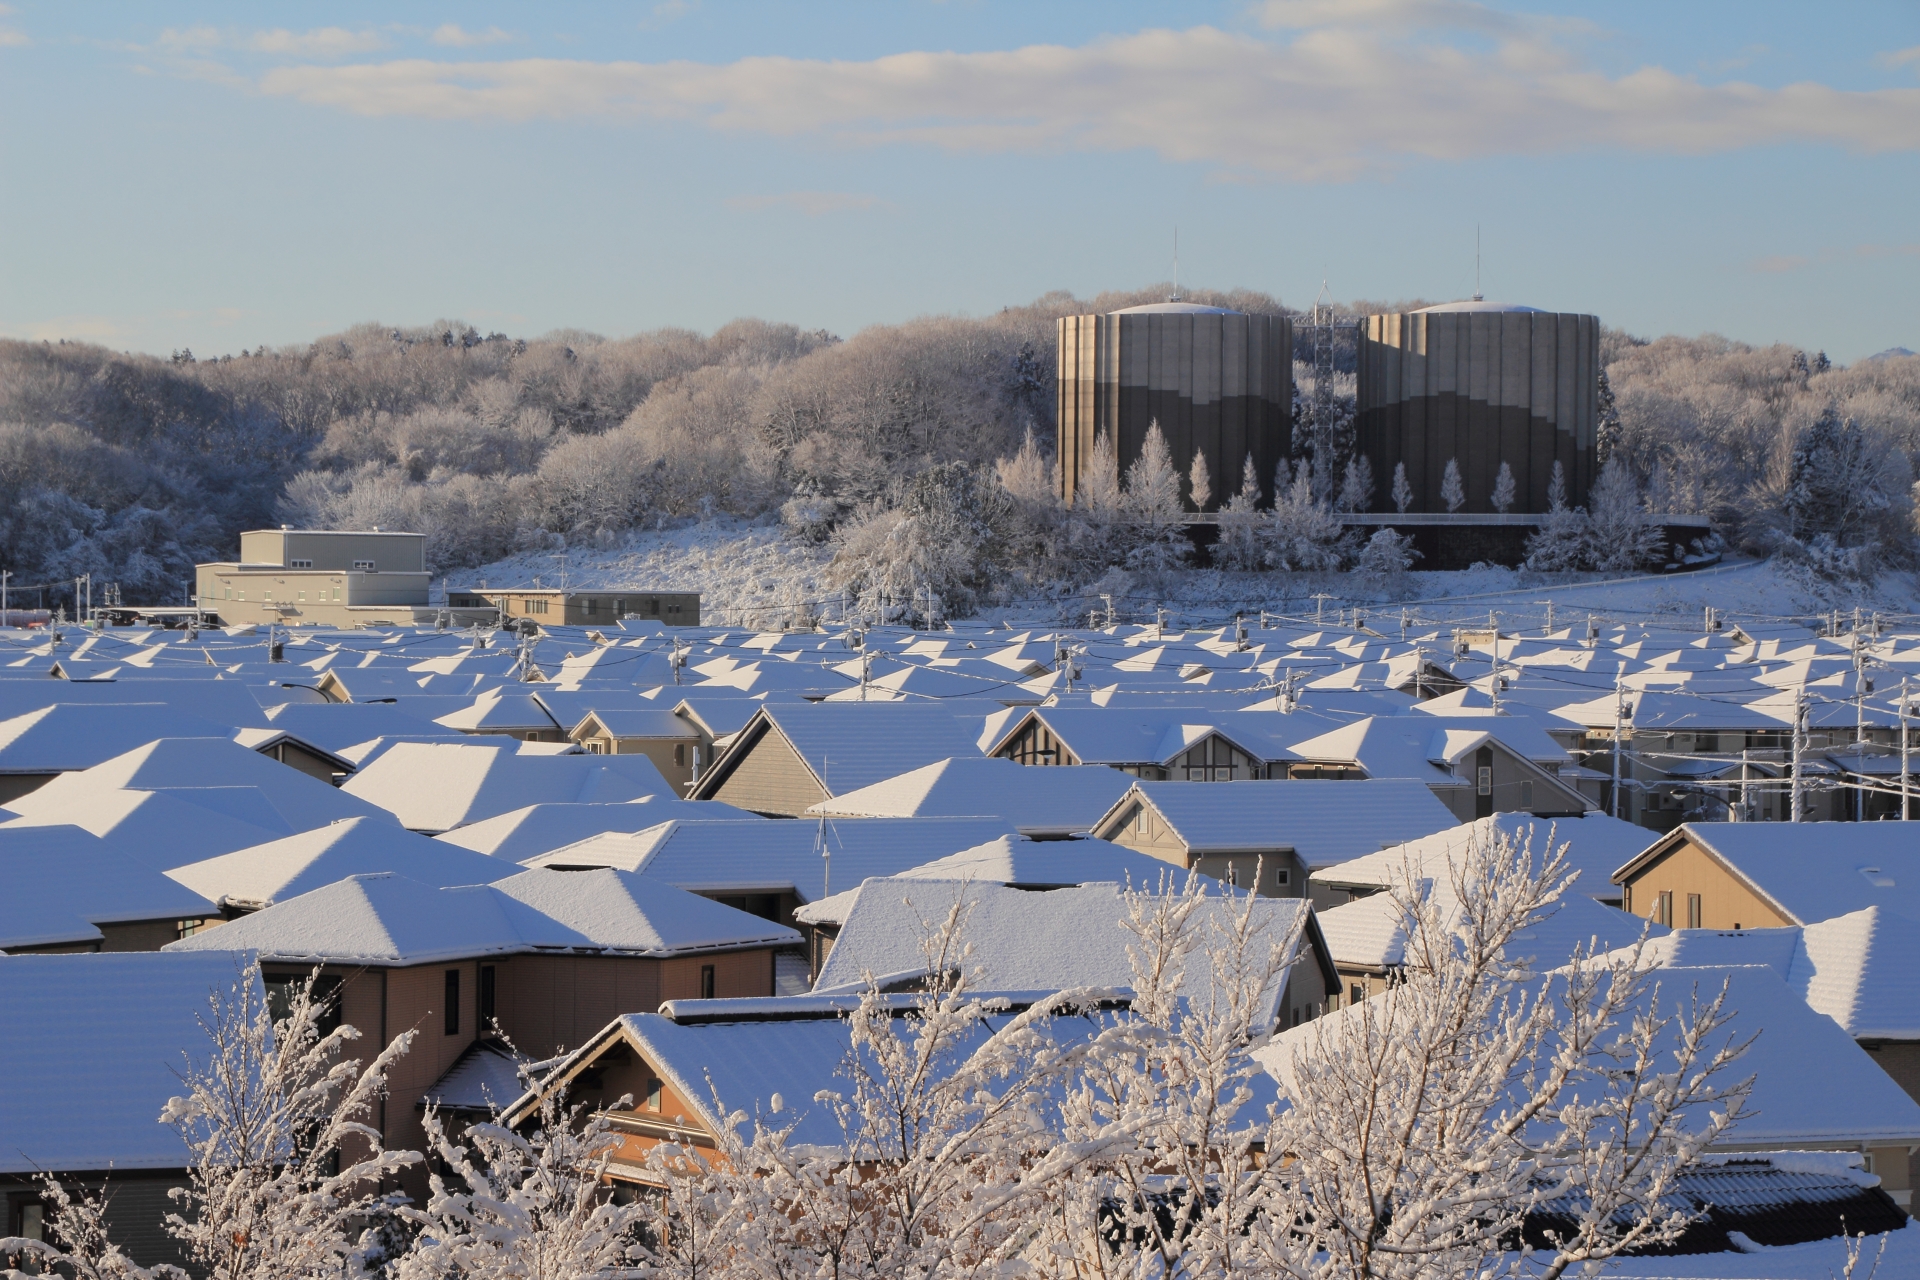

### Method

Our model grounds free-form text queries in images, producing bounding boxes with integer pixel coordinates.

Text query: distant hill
[1864,348,1916,363]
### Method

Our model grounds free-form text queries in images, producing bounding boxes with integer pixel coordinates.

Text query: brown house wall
[1619,839,1794,930]
[709,728,827,816]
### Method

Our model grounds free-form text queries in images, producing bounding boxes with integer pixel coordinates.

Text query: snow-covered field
[460,518,1920,630]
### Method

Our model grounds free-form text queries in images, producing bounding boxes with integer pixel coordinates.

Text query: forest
[1,286,1916,614]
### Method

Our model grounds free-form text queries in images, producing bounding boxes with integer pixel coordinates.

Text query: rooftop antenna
[1473,224,1483,302]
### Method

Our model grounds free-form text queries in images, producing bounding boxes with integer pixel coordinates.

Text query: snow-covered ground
[459,518,1920,630]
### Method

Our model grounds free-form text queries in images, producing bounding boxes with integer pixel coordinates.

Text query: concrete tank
[1057,302,1292,511]
[1354,301,1598,515]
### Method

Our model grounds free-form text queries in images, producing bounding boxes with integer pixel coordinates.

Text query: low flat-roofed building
[448,588,701,628]
[196,528,434,627]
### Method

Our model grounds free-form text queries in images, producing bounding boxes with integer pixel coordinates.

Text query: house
[567,710,704,792]
[792,834,1199,979]
[984,706,1338,780]
[0,825,217,951]
[0,786,287,873]
[196,528,433,628]
[1259,964,1920,1210]
[165,816,509,915]
[1611,822,1920,931]
[689,704,992,816]
[341,740,672,832]
[1311,813,1655,908]
[1281,718,1592,820]
[0,952,266,1273]
[433,690,567,742]
[433,798,761,863]
[807,757,1135,838]
[0,704,229,803]
[811,877,1340,1028]
[167,868,799,1200]
[1091,778,1461,906]
[447,588,701,628]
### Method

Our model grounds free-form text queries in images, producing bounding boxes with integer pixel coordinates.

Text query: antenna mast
[1473,224,1483,302]
[1171,227,1179,302]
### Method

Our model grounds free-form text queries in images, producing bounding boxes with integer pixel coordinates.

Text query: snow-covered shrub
[1588,455,1664,572]
[1212,453,1268,571]
[1264,462,1343,571]
[1352,527,1420,586]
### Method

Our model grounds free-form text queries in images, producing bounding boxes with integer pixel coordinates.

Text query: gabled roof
[806,757,1134,836]
[490,867,800,953]
[0,703,229,773]
[984,706,1345,767]
[0,951,267,1173]
[1311,813,1653,902]
[1612,823,1920,926]
[694,703,992,800]
[0,824,217,949]
[434,798,761,861]
[341,740,671,832]
[0,677,273,730]
[525,816,1019,899]
[1096,778,1459,868]
[568,709,698,739]
[165,816,508,911]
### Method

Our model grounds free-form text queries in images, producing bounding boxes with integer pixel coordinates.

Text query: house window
[296,591,305,602]
[353,560,375,571]
[264,973,342,1036]
[700,965,716,999]
[479,965,496,1026]
[14,1200,44,1241]
[584,598,597,616]
[1520,780,1534,809]
[1655,891,1674,927]
[1349,983,1365,1006]
[674,743,687,767]
[646,1076,664,1111]
[1274,866,1290,887]
[1477,766,1493,796]
[445,969,460,1036]
[1687,894,1702,929]
[289,559,313,569]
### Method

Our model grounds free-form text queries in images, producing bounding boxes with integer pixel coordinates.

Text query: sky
[2,1,1917,362]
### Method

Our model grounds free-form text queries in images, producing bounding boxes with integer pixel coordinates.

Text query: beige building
[196,528,432,627]
[448,588,701,628]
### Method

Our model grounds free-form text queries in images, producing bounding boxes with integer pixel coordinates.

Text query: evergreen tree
[1587,455,1662,572]
[1392,461,1414,514]
[1123,421,1187,571]
[1491,460,1517,513]
[1213,453,1267,571]
[1188,448,1213,512]
[1338,455,1375,513]
[1441,457,1465,513]
[1547,459,1568,512]
[1595,368,1622,464]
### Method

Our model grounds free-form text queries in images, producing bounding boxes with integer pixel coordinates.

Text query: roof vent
[1859,866,1896,888]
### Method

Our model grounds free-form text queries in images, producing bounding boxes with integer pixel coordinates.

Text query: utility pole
[1311,593,1334,626]
[1400,608,1408,642]
[1490,626,1502,717]
[1,569,7,626]
[1613,665,1629,822]
[1855,649,1867,823]
[1790,686,1806,824]
[860,645,873,702]
[1736,748,1748,822]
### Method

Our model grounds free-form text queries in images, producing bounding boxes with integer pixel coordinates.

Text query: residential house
[1311,812,1655,908]
[1612,822,1920,931]
[689,704,992,816]
[807,757,1135,838]
[341,740,671,832]
[0,826,217,951]
[567,709,704,792]
[1281,718,1592,820]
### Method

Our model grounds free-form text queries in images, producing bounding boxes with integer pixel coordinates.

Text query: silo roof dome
[1415,300,1544,313]
[1111,301,1243,315]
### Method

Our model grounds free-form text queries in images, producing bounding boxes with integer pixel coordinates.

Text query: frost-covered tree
[1212,453,1267,571]
[1123,421,1189,572]
[1547,458,1568,512]
[10,1177,188,1279]
[1187,448,1213,512]
[828,462,1012,619]
[1352,527,1420,586]
[1492,459,1517,513]
[1338,453,1375,513]
[1265,461,1344,571]
[160,967,419,1280]
[1588,455,1663,572]
[1441,456,1466,513]
[1774,405,1914,575]
[1595,367,1622,464]
[1392,460,1414,514]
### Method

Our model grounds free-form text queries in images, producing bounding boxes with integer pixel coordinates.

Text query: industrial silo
[1057,303,1292,510]
[1354,302,1598,515]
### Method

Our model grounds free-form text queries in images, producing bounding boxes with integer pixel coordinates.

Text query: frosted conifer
[1492,460,1517,513]
[1441,457,1465,512]
[1392,461,1414,513]
[1338,454,1374,513]
[1187,449,1213,512]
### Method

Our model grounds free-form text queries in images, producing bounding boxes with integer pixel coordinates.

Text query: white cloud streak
[0,28,27,47]
[725,191,884,216]
[218,20,1920,181]
[161,26,387,57]
[431,24,517,48]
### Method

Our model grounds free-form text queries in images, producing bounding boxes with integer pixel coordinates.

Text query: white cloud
[160,26,387,57]
[1879,46,1920,71]
[229,19,1920,181]
[725,191,885,216]
[431,24,517,48]
[0,27,27,47]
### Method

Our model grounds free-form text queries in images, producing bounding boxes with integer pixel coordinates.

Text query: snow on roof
[1627,907,1920,1041]
[1259,963,1920,1148]
[814,879,1307,1021]
[433,689,563,733]
[259,700,446,751]
[341,740,670,832]
[434,798,761,861]
[567,709,698,738]
[1413,300,1545,313]
[806,758,1133,835]
[0,678,273,731]
[1313,813,1654,902]
[421,1039,535,1113]
[165,816,508,911]
[0,824,216,949]
[737,704,995,795]
[1110,301,1243,315]
[524,816,1019,898]
[1627,823,1920,926]
[1,787,291,872]
[490,867,801,953]
[0,703,231,773]
[1107,778,1459,868]
[988,706,1344,766]
[0,951,264,1173]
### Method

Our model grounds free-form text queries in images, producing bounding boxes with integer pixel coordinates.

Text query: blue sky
[2,1,1916,361]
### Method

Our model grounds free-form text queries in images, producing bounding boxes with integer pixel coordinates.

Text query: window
[1274,866,1290,887]
[646,1076,664,1111]
[332,588,341,600]
[15,1200,44,1241]
[674,743,686,767]
[264,973,342,1036]
[1655,891,1674,927]
[296,591,305,601]
[584,598,597,616]
[1519,780,1534,809]
[1687,894,1702,929]
[445,969,460,1036]
[353,560,375,571]
[479,965,496,1027]
[700,965,716,999]
[289,558,313,569]
[524,598,547,615]
[1349,983,1365,1006]
[1477,766,1493,796]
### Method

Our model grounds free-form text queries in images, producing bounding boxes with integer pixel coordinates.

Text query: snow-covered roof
[807,758,1134,835]
[524,816,1020,898]
[1313,813,1654,902]
[1100,778,1460,867]
[0,703,230,773]
[0,951,264,1173]
[1617,823,1920,926]
[422,1038,536,1112]
[490,867,800,953]
[433,689,563,734]
[1412,300,1545,313]
[1622,906,1920,1041]
[1261,961,1920,1155]
[0,824,216,949]
[260,700,447,751]
[1,785,297,872]
[341,740,671,832]
[164,816,508,911]
[1110,301,1242,315]
[434,798,760,861]
[707,704,994,797]
[0,677,274,731]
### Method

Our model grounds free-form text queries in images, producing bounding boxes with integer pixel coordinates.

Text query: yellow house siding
[709,727,827,816]
[1619,837,1793,930]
